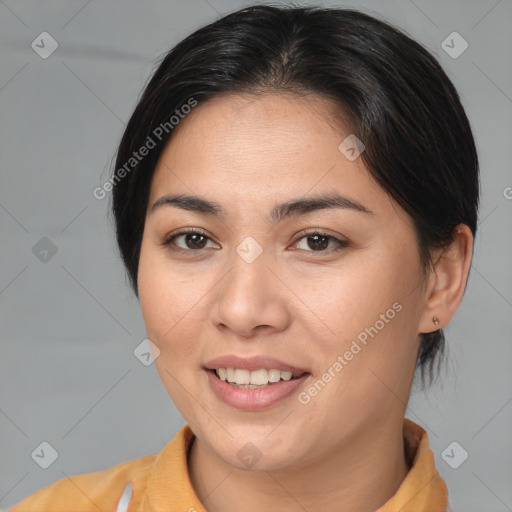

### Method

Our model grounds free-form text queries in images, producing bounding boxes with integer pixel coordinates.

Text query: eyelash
[160,228,349,256]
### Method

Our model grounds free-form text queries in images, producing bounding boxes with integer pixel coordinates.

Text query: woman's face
[138,92,429,471]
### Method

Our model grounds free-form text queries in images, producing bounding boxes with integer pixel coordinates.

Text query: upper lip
[204,355,309,375]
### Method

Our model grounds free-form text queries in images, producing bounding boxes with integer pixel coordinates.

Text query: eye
[292,230,349,254]
[160,228,349,255]
[160,228,218,252]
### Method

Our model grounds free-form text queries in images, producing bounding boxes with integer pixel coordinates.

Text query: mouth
[208,367,309,389]
[203,355,311,409]
[205,365,311,410]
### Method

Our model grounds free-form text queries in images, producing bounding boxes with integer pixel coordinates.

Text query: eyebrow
[150,193,373,223]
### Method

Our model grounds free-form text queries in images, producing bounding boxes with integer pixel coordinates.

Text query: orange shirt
[9,418,448,512]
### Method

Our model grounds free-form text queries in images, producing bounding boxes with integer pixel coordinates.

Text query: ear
[418,224,474,333]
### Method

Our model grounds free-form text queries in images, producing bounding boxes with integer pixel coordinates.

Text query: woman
[10,4,478,511]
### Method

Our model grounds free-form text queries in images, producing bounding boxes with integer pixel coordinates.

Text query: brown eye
[306,234,329,251]
[180,233,208,249]
[161,229,217,252]
[293,231,349,253]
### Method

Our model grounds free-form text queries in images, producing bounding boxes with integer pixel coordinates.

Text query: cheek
[137,242,200,358]
[300,248,421,391]
[138,252,205,417]
[299,248,418,342]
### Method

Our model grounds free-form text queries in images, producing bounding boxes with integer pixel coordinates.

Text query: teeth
[280,371,292,381]
[214,368,301,386]
[234,369,250,385]
[249,369,268,385]
[268,369,281,383]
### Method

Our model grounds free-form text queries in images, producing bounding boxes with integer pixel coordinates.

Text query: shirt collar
[376,419,448,512]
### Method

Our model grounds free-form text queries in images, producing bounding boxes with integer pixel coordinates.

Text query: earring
[432,316,440,327]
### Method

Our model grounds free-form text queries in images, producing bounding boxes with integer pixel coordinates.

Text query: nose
[210,247,291,338]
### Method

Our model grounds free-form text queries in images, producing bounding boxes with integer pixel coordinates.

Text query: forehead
[159,91,348,158]
[148,92,394,222]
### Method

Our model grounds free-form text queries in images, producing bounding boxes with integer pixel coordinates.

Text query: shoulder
[8,425,196,512]
[7,452,157,512]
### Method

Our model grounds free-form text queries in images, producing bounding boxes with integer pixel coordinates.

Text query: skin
[137,92,473,512]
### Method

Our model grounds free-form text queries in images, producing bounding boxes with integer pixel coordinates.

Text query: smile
[215,367,306,387]
[206,368,311,410]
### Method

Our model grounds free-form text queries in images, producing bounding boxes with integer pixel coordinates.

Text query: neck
[188,417,410,512]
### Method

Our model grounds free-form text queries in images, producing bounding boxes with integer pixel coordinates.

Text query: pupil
[308,235,328,250]
[187,234,206,249]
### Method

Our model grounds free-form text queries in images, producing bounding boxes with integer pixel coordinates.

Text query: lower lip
[206,370,310,411]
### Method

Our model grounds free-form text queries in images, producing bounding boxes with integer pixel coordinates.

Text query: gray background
[1,0,511,510]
